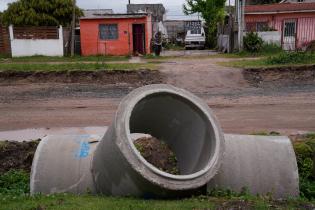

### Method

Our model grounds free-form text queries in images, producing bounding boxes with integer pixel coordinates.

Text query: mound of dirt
[134,137,180,175]
[244,65,315,87]
[0,70,164,86]
[0,140,40,174]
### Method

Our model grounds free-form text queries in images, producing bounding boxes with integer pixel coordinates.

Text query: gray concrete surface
[30,135,100,194]
[92,84,225,197]
[208,134,299,198]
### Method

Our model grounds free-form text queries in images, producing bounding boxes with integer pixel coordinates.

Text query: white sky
[0,0,234,20]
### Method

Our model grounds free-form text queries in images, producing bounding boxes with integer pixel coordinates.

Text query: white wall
[257,31,281,46]
[9,25,64,57]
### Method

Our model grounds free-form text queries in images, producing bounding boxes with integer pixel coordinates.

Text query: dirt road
[1,57,315,135]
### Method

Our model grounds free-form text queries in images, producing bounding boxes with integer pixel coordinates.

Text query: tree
[184,0,225,48]
[1,0,82,26]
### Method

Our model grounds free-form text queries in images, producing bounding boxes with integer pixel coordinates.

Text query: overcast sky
[0,0,233,19]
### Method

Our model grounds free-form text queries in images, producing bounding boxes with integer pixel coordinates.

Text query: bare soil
[0,140,40,174]
[134,137,179,175]
[0,70,163,86]
[244,65,315,87]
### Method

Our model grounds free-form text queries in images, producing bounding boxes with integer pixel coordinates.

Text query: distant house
[245,2,315,50]
[80,13,152,56]
[127,4,165,36]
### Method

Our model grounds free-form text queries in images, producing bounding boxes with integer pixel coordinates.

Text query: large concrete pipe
[30,135,100,194]
[30,84,299,199]
[208,134,299,198]
[92,84,225,197]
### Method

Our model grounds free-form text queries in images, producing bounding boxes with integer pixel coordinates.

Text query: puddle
[0,126,107,142]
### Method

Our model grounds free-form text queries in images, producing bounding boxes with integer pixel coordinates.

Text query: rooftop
[245,2,315,14]
[80,13,149,20]
[83,9,114,18]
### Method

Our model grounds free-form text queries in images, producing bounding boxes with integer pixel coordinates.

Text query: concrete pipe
[92,84,225,197]
[208,134,299,198]
[30,134,100,194]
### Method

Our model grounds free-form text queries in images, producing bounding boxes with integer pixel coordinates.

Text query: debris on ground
[0,140,40,174]
[134,137,180,175]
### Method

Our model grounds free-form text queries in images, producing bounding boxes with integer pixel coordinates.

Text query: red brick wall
[80,16,152,56]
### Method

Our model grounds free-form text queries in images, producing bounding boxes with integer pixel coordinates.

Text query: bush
[243,32,263,53]
[266,52,313,65]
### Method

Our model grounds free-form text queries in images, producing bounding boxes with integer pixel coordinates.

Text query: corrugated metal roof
[80,13,149,20]
[245,2,315,14]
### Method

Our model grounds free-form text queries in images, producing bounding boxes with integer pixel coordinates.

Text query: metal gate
[282,19,297,51]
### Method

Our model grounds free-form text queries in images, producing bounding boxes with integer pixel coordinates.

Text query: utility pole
[70,0,76,57]
[237,0,245,51]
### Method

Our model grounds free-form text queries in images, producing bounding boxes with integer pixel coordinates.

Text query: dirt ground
[0,140,39,174]
[0,56,315,135]
[134,137,179,175]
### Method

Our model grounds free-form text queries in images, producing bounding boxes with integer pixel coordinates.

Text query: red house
[245,3,315,50]
[80,13,152,56]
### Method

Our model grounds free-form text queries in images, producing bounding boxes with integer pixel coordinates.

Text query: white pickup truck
[184,21,206,50]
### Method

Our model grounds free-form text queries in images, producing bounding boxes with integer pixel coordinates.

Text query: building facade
[80,14,152,56]
[245,3,315,50]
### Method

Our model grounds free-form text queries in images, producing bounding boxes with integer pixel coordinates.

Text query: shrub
[243,32,263,53]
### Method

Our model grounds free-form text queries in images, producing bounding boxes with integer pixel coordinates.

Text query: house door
[282,19,297,51]
[133,24,145,55]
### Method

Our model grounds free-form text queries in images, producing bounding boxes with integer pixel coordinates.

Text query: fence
[0,25,11,55]
[9,25,64,57]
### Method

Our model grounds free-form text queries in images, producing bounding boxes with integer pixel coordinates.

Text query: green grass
[2,193,314,210]
[0,170,30,195]
[0,63,157,72]
[218,52,315,68]
[0,55,129,63]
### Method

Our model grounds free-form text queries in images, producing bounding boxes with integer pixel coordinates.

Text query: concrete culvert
[208,134,299,198]
[92,84,225,197]
[30,135,100,194]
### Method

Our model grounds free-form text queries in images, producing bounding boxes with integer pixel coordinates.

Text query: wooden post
[71,0,76,57]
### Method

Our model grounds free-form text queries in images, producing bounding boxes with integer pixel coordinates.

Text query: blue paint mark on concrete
[75,135,91,159]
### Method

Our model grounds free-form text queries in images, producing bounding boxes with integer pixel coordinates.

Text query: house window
[99,24,118,40]
[297,0,304,2]
[256,22,268,32]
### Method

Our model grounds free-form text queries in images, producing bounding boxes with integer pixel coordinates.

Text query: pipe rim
[116,84,225,188]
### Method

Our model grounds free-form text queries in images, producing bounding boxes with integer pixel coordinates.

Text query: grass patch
[0,63,157,72]
[0,55,129,63]
[218,52,315,68]
[2,193,314,210]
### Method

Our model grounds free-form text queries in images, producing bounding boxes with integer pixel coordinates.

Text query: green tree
[183,0,225,48]
[2,0,82,26]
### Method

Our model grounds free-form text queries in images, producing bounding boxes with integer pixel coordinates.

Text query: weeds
[293,133,315,200]
[0,170,30,196]
[266,52,314,65]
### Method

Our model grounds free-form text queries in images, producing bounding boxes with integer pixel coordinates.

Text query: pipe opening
[129,92,216,176]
